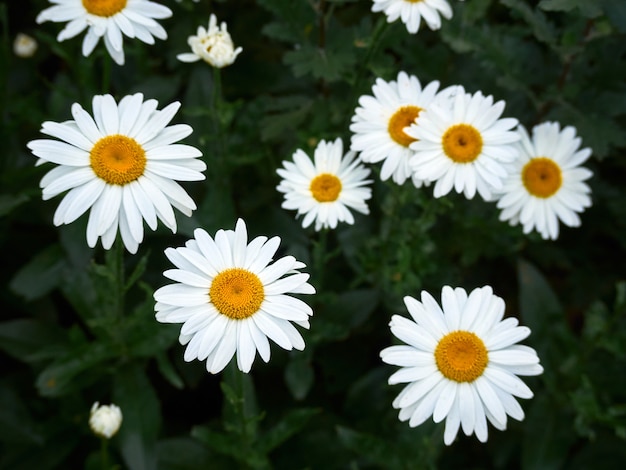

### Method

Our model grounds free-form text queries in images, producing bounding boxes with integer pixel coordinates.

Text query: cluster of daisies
[27,0,566,447]
[347,72,593,241]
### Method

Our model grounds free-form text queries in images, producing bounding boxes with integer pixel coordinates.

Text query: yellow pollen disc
[388,105,421,147]
[209,268,265,320]
[82,0,127,17]
[434,331,488,383]
[442,124,483,163]
[310,173,342,202]
[522,157,562,198]
[90,135,146,185]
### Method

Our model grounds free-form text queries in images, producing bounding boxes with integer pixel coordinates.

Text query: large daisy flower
[36,0,172,65]
[177,14,242,68]
[371,0,454,34]
[380,286,543,445]
[27,93,205,254]
[350,71,451,186]
[154,219,316,374]
[276,138,373,231]
[408,87,520,200]
[496,122,593,240]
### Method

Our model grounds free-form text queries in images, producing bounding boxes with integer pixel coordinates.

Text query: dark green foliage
[1,0,625,468]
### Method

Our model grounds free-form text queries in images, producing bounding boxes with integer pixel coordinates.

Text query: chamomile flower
[350,71,450,186]
[381,286,543,445]
[177,14,242,68]
[154,219,316,374]
[496,122,593,240]
[408,87,520,200]
[277,138,373,231]
[27,93,205,254]
[371,0,454,34]
[36,0,172,65]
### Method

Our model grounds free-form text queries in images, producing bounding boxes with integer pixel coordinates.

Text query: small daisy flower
[496,122,593,240]
[13,33,38,58]
[350,71,451,186]
[381,286,543,445]
[154,219,316,374]
[371,0,454,34]
[36,0,172,65]
[408,87,520,200]
[27,93,205,254]
[89,402,122,439]
[277,138,373,231]
[177,14,242,68]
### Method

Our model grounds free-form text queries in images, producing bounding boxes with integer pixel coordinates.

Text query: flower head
[350,71,452,186]
[27,93,205,254]
[496,122,592,240]
[371,0,454,34]
[177,14,242,68]
[277,138,373,231]
[408,87,520,200]
[36,0,172,65]
[89,402,122,439]
[14,33,38,58]
[381,286,543,445]
[154,219,316,374]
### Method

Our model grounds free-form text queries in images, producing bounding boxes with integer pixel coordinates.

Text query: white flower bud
[13,33,38,58]
[89,402,122,439]
[177,14,242,68]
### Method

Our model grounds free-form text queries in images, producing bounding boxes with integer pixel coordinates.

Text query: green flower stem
[101,54,112,94]
[351,18,388,105]
[112,236,125,320]
[100,437,110,470]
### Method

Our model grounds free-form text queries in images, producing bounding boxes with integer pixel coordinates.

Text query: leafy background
[1,0,626,468]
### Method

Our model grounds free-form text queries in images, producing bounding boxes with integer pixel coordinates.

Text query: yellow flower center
[434,331,488,383]
[442,124,483,163]
[90,135,147,185]
[310,173,342,202]
[388,105,421,147]
[209,268,265,320]
[522,157,562,198]
[82,0,127,17]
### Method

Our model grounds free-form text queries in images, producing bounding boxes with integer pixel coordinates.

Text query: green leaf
[155,352,184,390]
[0,383,44,445]
[9,244,68,301]
[517,258,563,333]
[538,0,603,18]
[284,354,315,400]
[113,363,161,470]
[258,408,319,453]
[0,319,66,364]
[336,426,403,468]
[36,341,116,397]
[522,394,576,470]
[501,0,557,47]
[283,42,356,82]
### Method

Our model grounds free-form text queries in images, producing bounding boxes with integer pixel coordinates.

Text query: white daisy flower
[277,138,373,231]
[154,219,316,374]
[350,71,452,186]
[496,122,593,240]
[177,14,242,68]
[36,0,172,65]
[371,0,454,34]
[381,286,543,445]
[408,87,520,200]
[89,402,123,439]
[27,93,206,254]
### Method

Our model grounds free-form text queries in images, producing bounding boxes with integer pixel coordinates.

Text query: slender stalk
[100,437,110,470]
[112,236,125,319]
[101,55,112,94]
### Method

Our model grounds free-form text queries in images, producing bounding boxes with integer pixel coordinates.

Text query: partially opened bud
[89,402,122,439]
